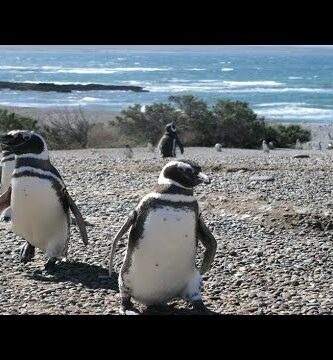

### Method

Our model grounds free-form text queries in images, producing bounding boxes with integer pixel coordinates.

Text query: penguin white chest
[1,160,15,192]
[10,176,69,256]
[125,206,197,304]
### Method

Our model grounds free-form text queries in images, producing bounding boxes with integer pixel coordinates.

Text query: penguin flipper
[64,189,88,246]
[0,186,11,213]
[197,215,217,275]
[109,210,137,276]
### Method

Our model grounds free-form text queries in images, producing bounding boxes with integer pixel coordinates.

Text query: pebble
[1,146,332,315]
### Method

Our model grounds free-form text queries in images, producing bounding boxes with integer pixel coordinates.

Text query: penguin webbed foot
[120,297,140,315]
[0,208,11,222]
[44,258,57,274]
[19,242,35,264]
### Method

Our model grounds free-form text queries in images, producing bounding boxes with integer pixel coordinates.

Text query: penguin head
[158,160,211,189]
[0,130,47,156]
[165,121,177,134]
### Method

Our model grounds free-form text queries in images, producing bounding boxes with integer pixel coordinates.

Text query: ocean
[1,47,333,123]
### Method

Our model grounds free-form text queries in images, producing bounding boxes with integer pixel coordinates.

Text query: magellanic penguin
[109,159,217,315]
[0,130,88,273]
[124,144,133,159]
[0,143,15,221]
[215,143,222,152]
[157,121,184,158]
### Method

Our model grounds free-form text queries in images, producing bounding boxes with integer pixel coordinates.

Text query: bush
[212,99,267,148]
[111,103,182,146]
[265,124,311,147]
[41,107,91,150]
[0,108,39,132]
[113,96,311,149]
[169,95,216,146]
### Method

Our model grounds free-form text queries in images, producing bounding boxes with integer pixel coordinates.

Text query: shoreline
[1,105,333,145]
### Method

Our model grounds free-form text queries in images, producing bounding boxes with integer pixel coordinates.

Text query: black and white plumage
[147,140,155,153]
[0,147,15,221]
[215,143,222,152]
[157,121,184,158]
[109,159,217,315]
[0,130,88,273]
[123,144,133,159]
[295,139,302,150]
[262,140,269,153]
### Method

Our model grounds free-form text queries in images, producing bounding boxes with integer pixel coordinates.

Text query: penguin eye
[22,133,31,141]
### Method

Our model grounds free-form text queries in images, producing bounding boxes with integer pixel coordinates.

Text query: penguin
[295,139,302,150]
[157,121,184,158]
[268,141,275,150]
[109,159,217,315]
[123,144,133,159]
[262,140,269,153]
[147,140,155,153]
[0,144,15,221]
[215,143,222,152]
[0,130,88,273]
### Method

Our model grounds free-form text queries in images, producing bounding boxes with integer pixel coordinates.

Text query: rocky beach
[1,146,332,315]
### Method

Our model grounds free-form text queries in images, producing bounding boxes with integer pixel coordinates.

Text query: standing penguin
[262,140,270,153]
[123,144,133,159]
[147,140,155,153]
[215,143,222,152]
[0,143,15,221]
[0,130,88,273]
[157,121,184,158]
[295,139,302,150]
[109,159,217,315]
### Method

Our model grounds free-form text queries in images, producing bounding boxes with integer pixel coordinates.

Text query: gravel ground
[1,146,333,315]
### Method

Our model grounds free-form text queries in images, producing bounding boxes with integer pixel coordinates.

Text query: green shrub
[111,103,182,146]
[265,124,311,147]
[0,108,39,132]
[212,99,267,148]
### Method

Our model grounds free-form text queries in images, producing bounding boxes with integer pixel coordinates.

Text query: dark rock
[293,154,310,159]
[0,81,148,93]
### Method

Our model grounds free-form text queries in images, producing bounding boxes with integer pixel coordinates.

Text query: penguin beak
[197,172,211,184]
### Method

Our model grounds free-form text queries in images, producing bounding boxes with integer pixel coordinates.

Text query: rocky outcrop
[0,81,148,93]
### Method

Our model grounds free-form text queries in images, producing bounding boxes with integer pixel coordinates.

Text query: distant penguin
[262,140,269,153]
[0,130,88,273]
[318,142,322,150]
[147,140,155,153]
[268,141,275,150]
[109,159,217,315]
[295,139,302,150]
[157,121,184,158]
[0,144,15,221]
[215,143,222,152]
[124,144,133,159]
[327,142,333,150]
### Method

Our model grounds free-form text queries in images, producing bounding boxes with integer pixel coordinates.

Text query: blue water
[1,48,333,123]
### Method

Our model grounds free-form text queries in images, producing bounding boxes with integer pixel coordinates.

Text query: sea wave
[256,102,308,107]
[221,68,234,71]
[147,84,332,93]
[0,65,173,74]
[255,106,333,120]
[185,68,207,71]
[222,80,284,87]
